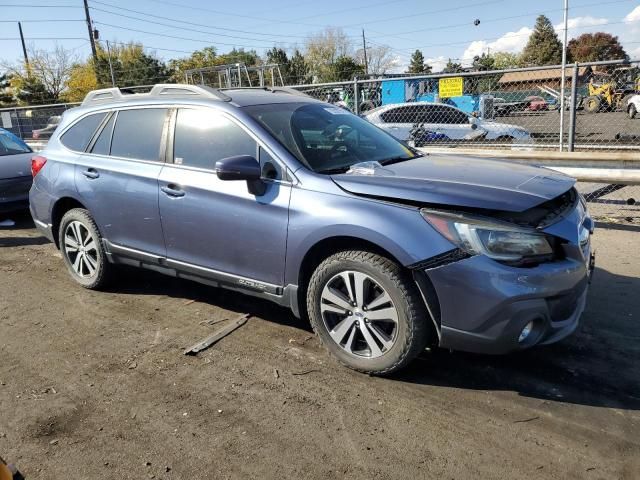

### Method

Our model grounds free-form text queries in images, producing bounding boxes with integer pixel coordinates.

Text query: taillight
[31,155,47,177]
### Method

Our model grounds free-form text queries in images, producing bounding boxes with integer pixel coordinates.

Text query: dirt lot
[1,212,639,480]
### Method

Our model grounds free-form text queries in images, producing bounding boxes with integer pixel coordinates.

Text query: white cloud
[425,56,448,72]
[624,5,640,23]
[461,27,532,63]
[554,16,608,33]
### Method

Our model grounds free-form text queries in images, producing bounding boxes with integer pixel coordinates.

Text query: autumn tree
[568,32,628,63]
[62,62,97,102]
[305,27,352,81]
[355,44,396,75]
[407,49,432,74]
[492,51,521,69]
[520,15,563,66]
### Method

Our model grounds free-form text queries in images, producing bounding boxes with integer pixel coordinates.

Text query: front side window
[0,130,31,156]
[173,108,256,170]
[110,108,167,161]
[60,112,106,152]
[245,102,419,173]
[437,106,469,124]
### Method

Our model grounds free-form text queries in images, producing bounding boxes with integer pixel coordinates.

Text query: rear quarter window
[60,112,106,152]
[110,108,168,161]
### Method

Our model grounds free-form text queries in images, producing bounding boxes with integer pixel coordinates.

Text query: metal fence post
[568,62,579,152]
[14,107,23,139]
[353,77,360,116]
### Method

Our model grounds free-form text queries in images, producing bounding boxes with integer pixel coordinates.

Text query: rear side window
[60,112,106,151]
[90,113,115,155]
[110,109,167,161]
[173,108,256,170]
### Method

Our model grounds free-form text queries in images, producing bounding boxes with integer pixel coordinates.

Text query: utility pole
[17,22,29,71]
[83,0,98,61]
[361,29,369,76]
[106,40,116,87]
[558,0,569,151]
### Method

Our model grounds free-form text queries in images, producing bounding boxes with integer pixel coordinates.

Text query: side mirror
[215,155,261,181]
[215,155,266,196]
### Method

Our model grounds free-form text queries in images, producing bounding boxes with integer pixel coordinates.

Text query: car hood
[0,152,32,180]
[331,155,575,212]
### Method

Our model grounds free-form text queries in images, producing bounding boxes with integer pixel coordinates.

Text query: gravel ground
[1,212,639,480]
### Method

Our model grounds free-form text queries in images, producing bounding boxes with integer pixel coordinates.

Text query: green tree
[520,15,563,66]
[95,43,169,88]
[0,73,14,106]
[328,55,364,82]
[568,32,628,63]
[442,59,464,73]
[265,47,290,83]
[216,48,260,67]
[168,46,217,82]
[472,53,495,71]
[10,74,50,105]
[406,49,432,74]
[288,49,309,84]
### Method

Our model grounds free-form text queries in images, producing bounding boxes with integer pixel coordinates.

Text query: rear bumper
[422,250,593,355]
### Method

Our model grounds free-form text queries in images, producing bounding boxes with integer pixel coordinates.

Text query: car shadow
[394,266,640,411]
[109,264,639,411]
[0,210,50,247]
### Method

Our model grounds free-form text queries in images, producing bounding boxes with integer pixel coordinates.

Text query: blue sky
[1,0,639,72]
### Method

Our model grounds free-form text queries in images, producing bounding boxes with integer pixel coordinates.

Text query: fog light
[518,321,534,343]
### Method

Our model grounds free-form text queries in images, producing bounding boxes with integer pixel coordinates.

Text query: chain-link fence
[288,59,640,152]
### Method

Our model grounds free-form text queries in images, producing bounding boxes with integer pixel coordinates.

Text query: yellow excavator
[584,67,640,113]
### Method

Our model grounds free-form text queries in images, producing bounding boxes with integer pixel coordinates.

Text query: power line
[89,0,313,39]
[89,6,303,44]
[0,19,85,23]
[93,21,274,49]
[0,3,81,7]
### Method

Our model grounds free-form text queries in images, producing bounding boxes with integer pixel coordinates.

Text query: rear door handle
[82,168,100,179]
[161,184,185,198]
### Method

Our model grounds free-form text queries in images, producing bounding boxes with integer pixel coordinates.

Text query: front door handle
[82,168,100,179]
[161,184,185,198]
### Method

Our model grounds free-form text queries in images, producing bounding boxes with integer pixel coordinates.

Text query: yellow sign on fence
[439,77,463,98]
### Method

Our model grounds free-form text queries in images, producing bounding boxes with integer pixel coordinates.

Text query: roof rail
[81,83,231,106]
[219,86,309,97]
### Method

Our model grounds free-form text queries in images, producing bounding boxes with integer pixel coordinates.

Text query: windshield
[0,130,31,156]
[244,102,419,173]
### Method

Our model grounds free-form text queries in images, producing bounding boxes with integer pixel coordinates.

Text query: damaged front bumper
[417,245,593,355]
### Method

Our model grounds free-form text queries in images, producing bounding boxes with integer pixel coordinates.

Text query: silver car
[0,128,33,213]
[363,102,531,144]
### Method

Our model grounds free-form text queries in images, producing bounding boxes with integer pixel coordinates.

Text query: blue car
[29,85,594,374]
[1,128,33,214]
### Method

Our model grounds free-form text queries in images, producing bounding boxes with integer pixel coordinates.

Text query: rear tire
[58,208,112,289]
[306,250,431,375]
[629,104,637,119]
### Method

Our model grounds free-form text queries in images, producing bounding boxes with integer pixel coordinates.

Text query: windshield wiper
[317,166,351,174]
[378,154,422,166]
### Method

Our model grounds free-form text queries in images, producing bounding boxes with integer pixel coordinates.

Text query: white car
[363,102,532,144]
[628,94,639,119]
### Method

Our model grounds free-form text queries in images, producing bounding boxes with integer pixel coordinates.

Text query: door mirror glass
[216,155,261,181]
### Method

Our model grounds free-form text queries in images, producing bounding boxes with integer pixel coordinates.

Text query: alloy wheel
[320,270,399,358]
[64,221,99,278]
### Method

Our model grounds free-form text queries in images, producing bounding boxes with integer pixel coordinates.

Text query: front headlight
[421,209,553,262]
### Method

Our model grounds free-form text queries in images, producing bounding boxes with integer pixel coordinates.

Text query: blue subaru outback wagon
[29,84,594,374]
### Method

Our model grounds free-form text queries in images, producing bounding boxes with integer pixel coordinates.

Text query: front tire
[58,208,112,289]
[307,251,431,375]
